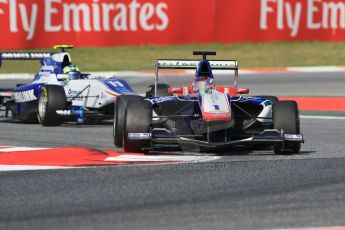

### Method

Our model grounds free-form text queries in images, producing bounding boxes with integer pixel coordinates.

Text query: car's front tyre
[273,101,301,154]
[123,98,152,153]
[113,95,143,147]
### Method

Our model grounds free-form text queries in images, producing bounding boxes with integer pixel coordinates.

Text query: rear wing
[156,60,238,70]
[0,45,74,67]
[154,59,239,96]
[0,52,52,67]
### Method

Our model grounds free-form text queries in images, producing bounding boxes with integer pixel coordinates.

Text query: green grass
[1,42,345,73]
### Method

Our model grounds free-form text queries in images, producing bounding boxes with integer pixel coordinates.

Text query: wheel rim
[38,88,48,119]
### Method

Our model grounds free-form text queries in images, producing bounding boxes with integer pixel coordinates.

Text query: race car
[113,51,304,154]
[0,45,137,126]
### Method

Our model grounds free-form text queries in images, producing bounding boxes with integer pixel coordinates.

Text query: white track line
[278,226,345,230]
[300,115,345,120]
[0,147,49,152]
[287,66,345,72]
[0,165,74,171]
[105,154,220,163]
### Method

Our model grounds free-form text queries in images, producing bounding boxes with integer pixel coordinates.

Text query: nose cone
[199,92,232,122]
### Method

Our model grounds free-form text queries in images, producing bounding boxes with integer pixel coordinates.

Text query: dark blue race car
[113,51,304,154]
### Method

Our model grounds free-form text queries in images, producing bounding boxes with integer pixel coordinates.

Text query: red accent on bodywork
[106,91,120,97]
[202,112,232,122]
[168,86,249,96]
[234,88,250,94]
[168,87,184,94]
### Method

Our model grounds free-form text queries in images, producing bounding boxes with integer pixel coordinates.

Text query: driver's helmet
[192,75,214,93]
[193,60,215,93]
[63,64,81,80]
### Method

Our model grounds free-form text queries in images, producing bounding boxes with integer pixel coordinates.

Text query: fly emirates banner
[1,0,345,49]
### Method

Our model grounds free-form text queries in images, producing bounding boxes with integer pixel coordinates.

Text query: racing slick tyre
[113,95,143,147]
[37,85,66,126]
[273,101,301,154]
[145,84,173,98]
[256,95,279,104]
[123,98,152,153]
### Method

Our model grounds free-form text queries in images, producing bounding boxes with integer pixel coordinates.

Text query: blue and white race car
[0,45,138,126]
[113,51,304,154]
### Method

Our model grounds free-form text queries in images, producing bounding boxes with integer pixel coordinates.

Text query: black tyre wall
[113,95,143,147]
[123,99,152,153]
[38,85,66,126]
[273,100,301,154]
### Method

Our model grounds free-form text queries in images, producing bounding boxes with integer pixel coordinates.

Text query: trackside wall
[1,0,345,49]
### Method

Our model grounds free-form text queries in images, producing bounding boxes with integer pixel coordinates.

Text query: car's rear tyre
[113,95,143,147]
[123,98,152,153]
[145,84,172,98]
[273,101,301,154]
[37,85,66,126]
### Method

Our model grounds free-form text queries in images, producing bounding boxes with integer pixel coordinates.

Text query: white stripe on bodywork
[256,103,272,123]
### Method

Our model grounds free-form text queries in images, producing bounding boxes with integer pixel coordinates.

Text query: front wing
[128,129,304,151]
